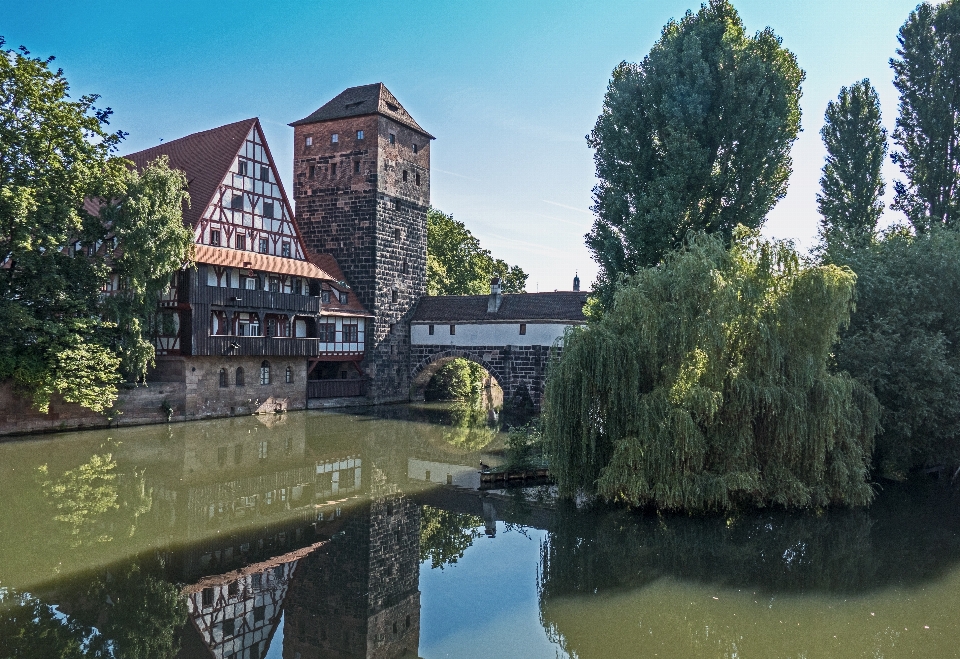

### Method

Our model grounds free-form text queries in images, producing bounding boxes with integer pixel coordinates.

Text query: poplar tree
[890,0,960,232]
[817,80,887,256]
[586,0,804,301]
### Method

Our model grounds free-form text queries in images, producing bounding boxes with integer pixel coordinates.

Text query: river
[1,405,959,658]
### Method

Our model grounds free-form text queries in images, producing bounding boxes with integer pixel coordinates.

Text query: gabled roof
[289,83,434,139]
[123,118,258,230]
[195,245,337,280]
[412,292,590,323]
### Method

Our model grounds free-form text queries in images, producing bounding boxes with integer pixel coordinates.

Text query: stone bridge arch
[409,344,551,409]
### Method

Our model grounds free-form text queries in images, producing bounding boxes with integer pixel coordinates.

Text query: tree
[543,230,879,511]
[817,80,887,256]
[834,228,960,478]
[419,505,485,569]
[0,40,192,412]
[891,0,960,233]
[427,208,527,295]
[586,0,804,301]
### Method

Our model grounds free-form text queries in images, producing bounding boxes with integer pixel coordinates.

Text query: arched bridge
[409,289,588,408]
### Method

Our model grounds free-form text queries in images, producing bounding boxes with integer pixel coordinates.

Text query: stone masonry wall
[410,344,559,408]
[293,113,431,404]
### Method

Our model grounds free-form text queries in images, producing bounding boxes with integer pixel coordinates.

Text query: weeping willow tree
[543,229,879,511]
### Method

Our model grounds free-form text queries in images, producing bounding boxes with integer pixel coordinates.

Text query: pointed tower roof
[289,83,434,139]
[124,118,258,229]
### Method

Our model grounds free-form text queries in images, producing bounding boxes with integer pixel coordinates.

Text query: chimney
[488,277,502,313]
[573,272,580,292]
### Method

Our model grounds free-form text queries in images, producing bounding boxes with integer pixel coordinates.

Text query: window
[331,133,338,143]
[219,368,228,387]
[210,230,221,246]
[402,259,408,274]
[259,238,269,253]
[357,130,364,140]
[402,170,408,182]
[354,160,360,174]
[230,194,244,210]
[413,143,418,154]
[428,324,434,335]
[260,361,271,385]
[263,201,274,219]
[244,276,257,290]
[266,317,277,337]
[238,160,247,175]
[343,323,359,342]
[519,323,527,335]
[281,241,291,257]
[235,234,246,250]
[394,228,401,241]
[254,605,265,623]
[228,581,238,597]
[309,164,315,178]
[294,278,302,295]
[236,367,245,386]
[450,324,456,335]
[258,441,268,459]
[416,172,421,186]
[330,163,337,177]
[222,619,235,636]
[269,277,280,293]
[260,166,269,182]
[285,366,293,384]
[305,136,313,146]
[202,588,214,608]
[392,289,398,303]
[389,133,396,144]
[339,291,348,304]
[321,290,331,304]
[319,323,336,342]
[251,573,262,588]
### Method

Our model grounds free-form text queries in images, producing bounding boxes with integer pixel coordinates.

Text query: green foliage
[425,358,486,402]
[891,0,960,232]
[419,505,485,569]
[544,230,879,511]
[506,421,544,471]
[834,228,960,477]
[427,208,527,295]
[0,40,192,412]
[438,401,499,452]
[586,0,804,301]
[817,80,887,256]
[0,589,103,659]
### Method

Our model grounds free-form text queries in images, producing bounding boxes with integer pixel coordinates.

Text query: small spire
[573,271,580,292]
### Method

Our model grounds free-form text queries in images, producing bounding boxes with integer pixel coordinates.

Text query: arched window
[218,368,228,388]
[285,366,293,384]
[235,367,245,387]
[260,361,270,385]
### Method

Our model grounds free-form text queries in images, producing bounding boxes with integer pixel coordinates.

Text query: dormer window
[340,291,348,304]
[321,290,330,304]
[356,130,364,140]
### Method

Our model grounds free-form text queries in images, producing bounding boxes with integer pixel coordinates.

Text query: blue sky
[3,0,926,291]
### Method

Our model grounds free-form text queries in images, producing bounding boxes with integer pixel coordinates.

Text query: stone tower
[290,84,433,402]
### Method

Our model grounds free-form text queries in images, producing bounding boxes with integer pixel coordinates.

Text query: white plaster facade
[410,322,571,347]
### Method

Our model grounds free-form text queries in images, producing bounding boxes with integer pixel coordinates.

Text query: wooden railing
[307,379,366,399]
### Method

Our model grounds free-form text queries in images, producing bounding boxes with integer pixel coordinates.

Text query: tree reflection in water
[419,505,485,569]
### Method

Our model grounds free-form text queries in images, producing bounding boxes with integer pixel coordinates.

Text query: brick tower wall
[293,113,430,403]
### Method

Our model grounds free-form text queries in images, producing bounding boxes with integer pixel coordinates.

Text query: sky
[2,0,928,292]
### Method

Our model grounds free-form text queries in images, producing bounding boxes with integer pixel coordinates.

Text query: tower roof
[123,118,258,229]
[289,83,434,139]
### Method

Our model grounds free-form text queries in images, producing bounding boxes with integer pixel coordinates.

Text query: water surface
[1,405,959,658]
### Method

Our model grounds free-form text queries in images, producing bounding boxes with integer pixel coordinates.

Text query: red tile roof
[123,118,257,230]
[194,244,336,280]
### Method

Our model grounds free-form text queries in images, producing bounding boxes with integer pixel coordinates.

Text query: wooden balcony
[308,379,366,399]
[192,285,322,314]
[203,335,323,358]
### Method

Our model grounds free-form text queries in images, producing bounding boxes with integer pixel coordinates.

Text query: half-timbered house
[127,118,372,415]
